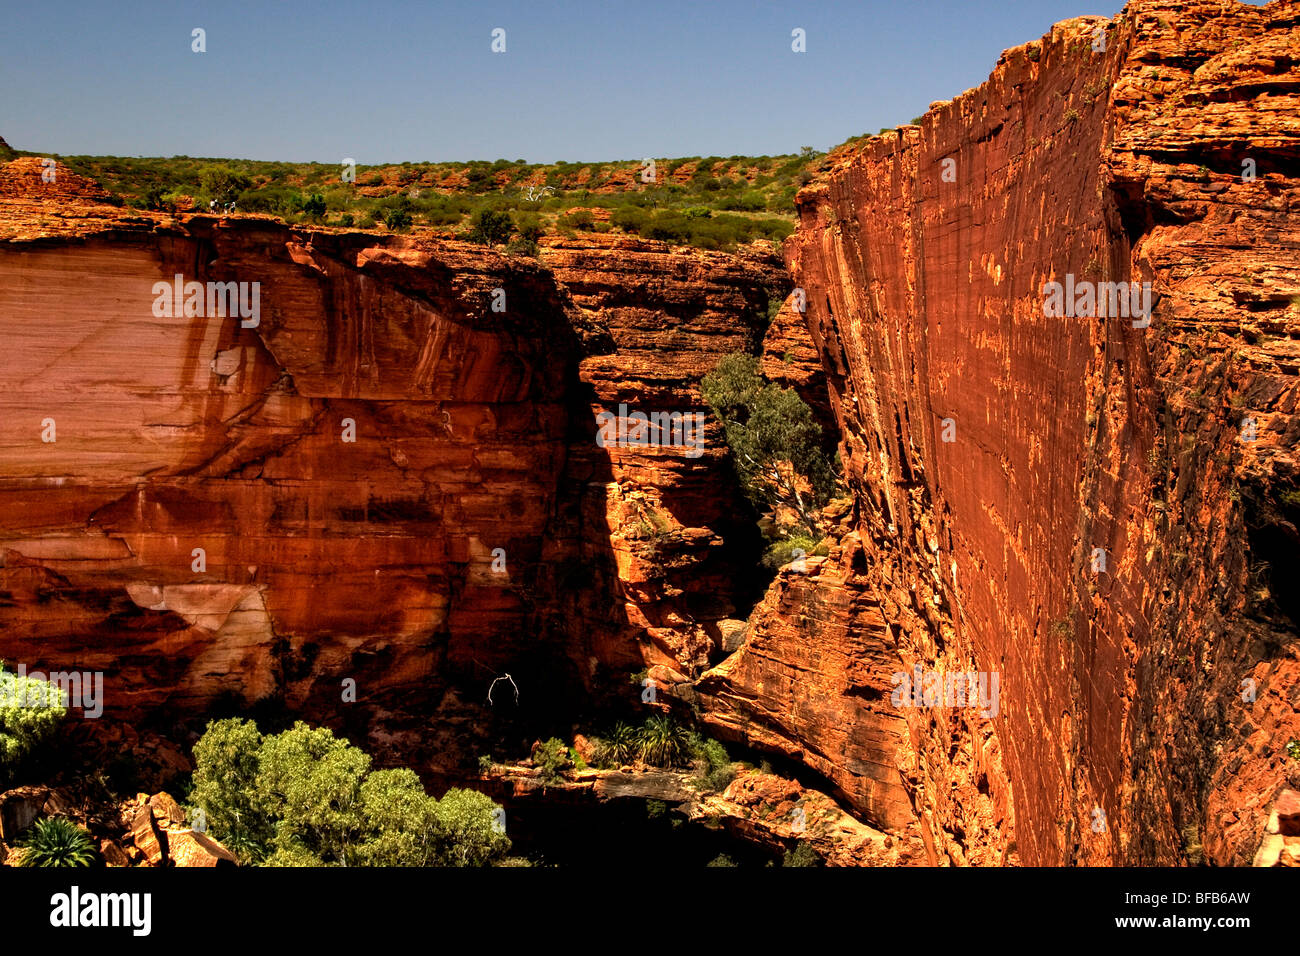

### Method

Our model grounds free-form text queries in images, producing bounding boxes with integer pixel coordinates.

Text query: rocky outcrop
[726,0,1300,865]
[537,234,787,684]
[0,168,798,779]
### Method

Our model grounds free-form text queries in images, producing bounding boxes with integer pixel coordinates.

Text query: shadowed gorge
[0,0,1297,877]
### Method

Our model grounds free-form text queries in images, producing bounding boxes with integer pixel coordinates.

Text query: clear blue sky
[2,0,1208,163]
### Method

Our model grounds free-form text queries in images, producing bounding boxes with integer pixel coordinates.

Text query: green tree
[377,198,414,232]
[355,768,439,866]
[468,208,514,246]
[0,661,66,777]
[256,721,370,864]
[302,192,327,219]
[189,717,272,860]
[190,718,510,867]
[432,789,510,866]
[701,353,836,535]
[198,166,252,204]
[16,817,95,867]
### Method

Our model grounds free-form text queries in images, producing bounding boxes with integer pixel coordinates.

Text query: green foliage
[467,208,514,245]
[707,853,737,867]
[191,718,509,866]
[701,353,837,534]
[0,661,67,776]
[16,817,95,867]
[1286,739,1300,762]
[598,722,638,767]
[377,197,414,232]
[635,714,692,768]
[782,841,822,867]
[433,789,510,866]
[302,192,327,219]
[532,737,570,782]
[60,151,805,252]
[761,534,826,570]
[690,735,736,792]
[199,166,252,204]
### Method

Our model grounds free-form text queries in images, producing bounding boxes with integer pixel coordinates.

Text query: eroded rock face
[0,215,590,729]
[0,171,797,780]
[749,0,1300,865]
[537,235,787,684]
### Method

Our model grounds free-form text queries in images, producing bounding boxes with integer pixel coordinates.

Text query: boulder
[165,828,237,867]
[149,791,186,828]
[0,786,49,842]
[129,805,167,865]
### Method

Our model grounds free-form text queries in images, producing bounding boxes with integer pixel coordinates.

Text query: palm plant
[602,722,638,766]
[635,715,691,768]
[17,817,95,867]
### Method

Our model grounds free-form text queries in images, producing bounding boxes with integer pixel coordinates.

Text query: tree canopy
[0,662,66,779]
[191,718,510,867]
[701,353,836,535]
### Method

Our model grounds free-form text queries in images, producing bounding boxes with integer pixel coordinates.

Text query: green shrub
[707,853,737,866]
[761,534,824,570]
[302,192,326,219]
[635,715,691,768]
[691,735,736,792]
[16,817,95,867]
[597,722,638,767]
[0,661,67,777]
[191,718,509,866]
[505,237,539,257]
[701,354,837,535]
[467,208,514,246]
[377,198,414,232]
[199,166,252,204]
[532,737,570,782]
[782,841,822,867]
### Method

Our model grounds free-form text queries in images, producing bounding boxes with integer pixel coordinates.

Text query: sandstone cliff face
[735,0,1300,865]
[0,167,794,776]
[537,235,786,684]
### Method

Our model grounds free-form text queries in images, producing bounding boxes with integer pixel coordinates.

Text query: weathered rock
[0,786,49,842]
[129,805,167,865]
[149,792,186,828]
[99,838,131,867]
[771,0,1300,865]
[1274,788,1300,837]
[165,828,237,867]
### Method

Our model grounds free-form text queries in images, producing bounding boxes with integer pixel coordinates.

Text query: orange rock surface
[754,0,1300,864]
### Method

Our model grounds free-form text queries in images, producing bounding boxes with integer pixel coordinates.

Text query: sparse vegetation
[50,151,813,253]
[782,841,822,867]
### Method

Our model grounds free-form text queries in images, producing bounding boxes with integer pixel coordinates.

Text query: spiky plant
[602,722,638,766]
[17,817,95,867]
[635,715,691,768]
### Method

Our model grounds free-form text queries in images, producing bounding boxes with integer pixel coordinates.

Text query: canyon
[1,0,1298,868]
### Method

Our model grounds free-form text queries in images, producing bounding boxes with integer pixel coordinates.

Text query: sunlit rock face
[0,171,796,769]
[769,0,1300,864]
[0,215,588,724]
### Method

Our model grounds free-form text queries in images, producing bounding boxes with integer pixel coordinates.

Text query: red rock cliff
[753,0,1299,865]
